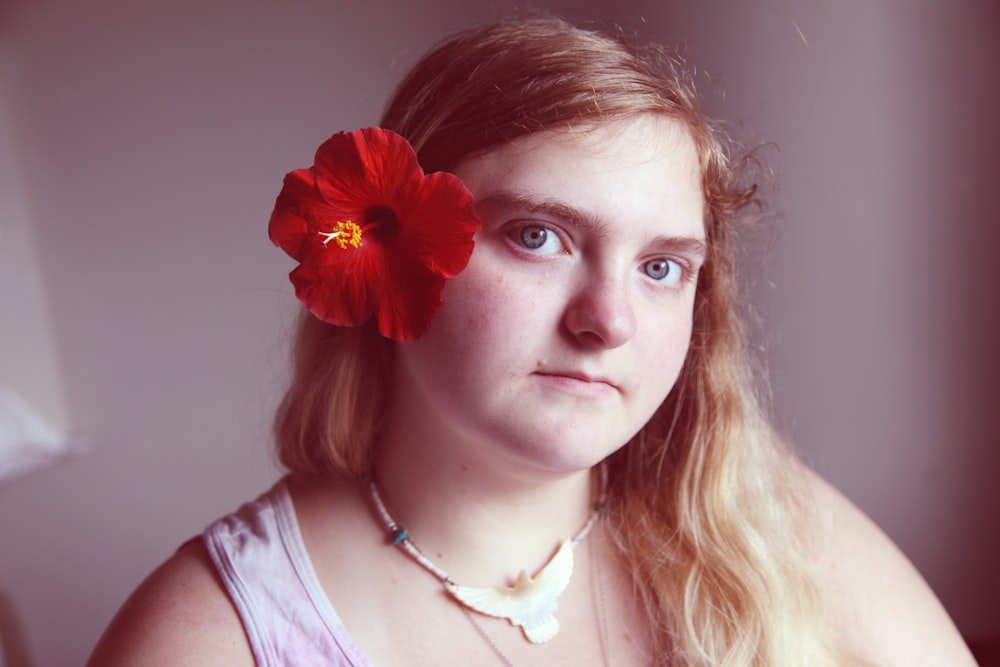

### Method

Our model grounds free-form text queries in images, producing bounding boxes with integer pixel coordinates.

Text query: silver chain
[460,607,516,667]
[594,528,612,666]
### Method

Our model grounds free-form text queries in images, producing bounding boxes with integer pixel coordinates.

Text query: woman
[89,17,974,666]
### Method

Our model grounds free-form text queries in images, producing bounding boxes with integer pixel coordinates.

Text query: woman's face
[392,114,706,475]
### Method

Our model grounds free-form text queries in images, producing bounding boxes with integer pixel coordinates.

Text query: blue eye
[643,258,683,285]
[509,224,564,255]
[520,226,548,249]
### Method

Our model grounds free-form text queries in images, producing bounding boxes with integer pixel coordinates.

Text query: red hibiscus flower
[268,128,480,340]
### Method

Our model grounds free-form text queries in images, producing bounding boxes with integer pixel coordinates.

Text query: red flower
[268,128,480,340]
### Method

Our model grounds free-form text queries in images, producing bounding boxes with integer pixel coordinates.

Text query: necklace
[457,534,611,667]
[366,472,607,647]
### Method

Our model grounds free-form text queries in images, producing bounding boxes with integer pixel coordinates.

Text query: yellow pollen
[319,220,363,249]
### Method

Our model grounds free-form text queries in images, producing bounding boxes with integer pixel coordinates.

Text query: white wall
[0,0,995,664]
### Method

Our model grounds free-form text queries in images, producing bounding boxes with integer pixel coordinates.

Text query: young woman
[89,17,975,666]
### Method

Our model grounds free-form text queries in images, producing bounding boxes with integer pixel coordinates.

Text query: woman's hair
[275,16,850,666]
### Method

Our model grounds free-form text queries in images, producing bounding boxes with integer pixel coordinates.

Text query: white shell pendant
[445,540,575,643]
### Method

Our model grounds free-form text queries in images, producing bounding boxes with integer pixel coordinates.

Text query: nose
[562,274,636,349]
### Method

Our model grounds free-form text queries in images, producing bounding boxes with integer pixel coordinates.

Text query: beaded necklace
[365,470,609,661]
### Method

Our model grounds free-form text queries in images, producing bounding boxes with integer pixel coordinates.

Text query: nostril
[563,286,636,349]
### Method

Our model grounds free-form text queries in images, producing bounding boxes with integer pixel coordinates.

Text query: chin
[506,432,628,476]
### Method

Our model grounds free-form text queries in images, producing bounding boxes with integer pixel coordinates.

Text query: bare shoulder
[87,539,253,666]
[796,466,976,666]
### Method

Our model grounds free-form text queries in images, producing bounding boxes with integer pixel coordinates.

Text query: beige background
[1,0,997,664]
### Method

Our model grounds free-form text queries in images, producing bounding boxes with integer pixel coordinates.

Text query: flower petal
[268,127,480,340]
[289,246,384,328]
[398,171,480,277]
[374,252,447,340]
[313,128,421,214]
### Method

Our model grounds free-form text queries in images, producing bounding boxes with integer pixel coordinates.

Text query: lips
[532,370,620,394]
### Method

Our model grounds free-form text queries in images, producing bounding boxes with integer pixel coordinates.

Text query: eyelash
[506,222,696,287]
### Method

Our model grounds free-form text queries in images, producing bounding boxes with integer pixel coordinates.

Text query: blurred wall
[643,0,1000,643]
[0,0,996,664]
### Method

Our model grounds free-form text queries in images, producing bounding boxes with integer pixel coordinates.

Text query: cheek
[406,270,522,384]
[451,273,505,336]
[426,279,497,353]
[640,312,695,400]
[437,260,550,345]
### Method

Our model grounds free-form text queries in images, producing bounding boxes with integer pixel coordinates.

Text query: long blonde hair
[275,16,849,666]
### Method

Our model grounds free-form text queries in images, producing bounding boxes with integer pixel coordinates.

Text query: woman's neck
[372,426,597,588]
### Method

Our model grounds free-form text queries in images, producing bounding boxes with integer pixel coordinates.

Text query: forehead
[453,115,705,241]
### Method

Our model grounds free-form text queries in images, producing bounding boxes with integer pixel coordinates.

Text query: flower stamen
[319,220,364,249]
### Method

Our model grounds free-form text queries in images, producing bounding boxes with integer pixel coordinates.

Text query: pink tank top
[203,480,374,666]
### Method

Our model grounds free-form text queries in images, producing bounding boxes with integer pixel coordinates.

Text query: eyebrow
[475,189,708,260]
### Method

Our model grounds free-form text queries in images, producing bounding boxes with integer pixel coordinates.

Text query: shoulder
[796,467,976,666]
[87,539,254,666]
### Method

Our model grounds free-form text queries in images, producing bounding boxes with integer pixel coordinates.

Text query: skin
[87,115,977,665]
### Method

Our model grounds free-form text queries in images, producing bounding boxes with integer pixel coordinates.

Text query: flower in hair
[268,127,480,340]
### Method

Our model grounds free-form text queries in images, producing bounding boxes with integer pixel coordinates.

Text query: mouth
[532,370,620,395]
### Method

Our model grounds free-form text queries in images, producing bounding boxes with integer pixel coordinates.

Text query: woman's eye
[643,258,684,285]
[521,226,547,248]
[510,224,564,255]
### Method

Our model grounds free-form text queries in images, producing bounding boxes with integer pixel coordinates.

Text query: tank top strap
[203,479,372,666]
